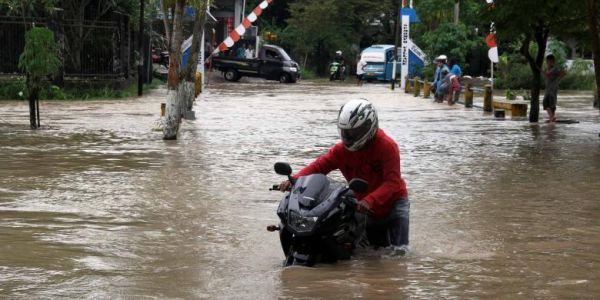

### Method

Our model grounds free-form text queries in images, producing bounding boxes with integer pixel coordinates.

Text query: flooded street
[1,79,600,299]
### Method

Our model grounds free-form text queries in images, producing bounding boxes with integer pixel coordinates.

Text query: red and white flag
[212,0,274,55]
[486,32,499,63]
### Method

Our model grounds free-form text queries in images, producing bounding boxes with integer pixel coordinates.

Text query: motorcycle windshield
[288,174,345,217]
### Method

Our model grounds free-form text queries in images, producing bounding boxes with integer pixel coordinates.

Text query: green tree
[420,22,478,65]
[18,27,60,129]
[162,0,208,140]
[488,0,585,123]
[285,0,395,74]
[286,0,354,74]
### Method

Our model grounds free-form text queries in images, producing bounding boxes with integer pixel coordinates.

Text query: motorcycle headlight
[289,67,298,72]
[288,211,318,233]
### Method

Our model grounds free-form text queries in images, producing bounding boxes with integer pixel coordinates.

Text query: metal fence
[0,16,38,74]
[0,16,131,78]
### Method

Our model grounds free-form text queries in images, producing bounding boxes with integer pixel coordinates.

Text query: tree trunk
[163,89,181,139]
[180,81,195,116]
[163,0,186,140]
[181,6,207,112]
[586,0,600,110]
[160,0,172,47]
[521,23,549,123]
[26,75,38,129]
[48,10,65,87]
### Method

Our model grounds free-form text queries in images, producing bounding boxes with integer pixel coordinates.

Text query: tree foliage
[18,27,60,129]
[18,27,60,86]
[284,0,396,74]
[420,22,478,64]
[486,0,586,122]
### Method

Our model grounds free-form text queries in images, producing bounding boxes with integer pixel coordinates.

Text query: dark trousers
[365,198,410,248]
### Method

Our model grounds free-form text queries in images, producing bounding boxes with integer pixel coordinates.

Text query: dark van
[212,44,300,83]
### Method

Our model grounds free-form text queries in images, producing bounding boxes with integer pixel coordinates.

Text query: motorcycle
[152,49,170,68]
[329,62,346,81]
[267,162,368,267]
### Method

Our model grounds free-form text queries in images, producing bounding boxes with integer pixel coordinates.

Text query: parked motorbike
[329,62,346,81]
[267,162,368,267]
[152,49,170,68]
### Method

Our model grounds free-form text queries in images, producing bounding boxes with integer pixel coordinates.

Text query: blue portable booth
[360,44,425,82]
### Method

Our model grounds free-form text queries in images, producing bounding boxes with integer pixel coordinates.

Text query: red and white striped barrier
[212,0,274,55]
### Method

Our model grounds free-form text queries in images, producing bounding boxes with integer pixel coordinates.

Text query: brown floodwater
[1,78,600,299]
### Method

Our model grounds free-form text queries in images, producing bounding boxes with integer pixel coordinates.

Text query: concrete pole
[391,0,401,90]
[242,0,246,21]
[465,83,473,107]
[484,84,493,112]
[423,77,430,98]
[454,0,460,24]
[413,77,421,97]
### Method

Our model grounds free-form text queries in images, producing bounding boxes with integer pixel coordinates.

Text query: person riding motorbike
[334,50,345,65]
[330,50,346,80]
[279,99,410,256]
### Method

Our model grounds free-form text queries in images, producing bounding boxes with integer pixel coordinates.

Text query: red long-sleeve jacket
[294,129,408,219]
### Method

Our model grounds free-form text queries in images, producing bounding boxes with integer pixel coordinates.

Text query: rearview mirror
[349,178,369,193]
[274,162,292,176]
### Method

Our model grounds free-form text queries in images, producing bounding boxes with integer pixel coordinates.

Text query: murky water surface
[1,79,600,299]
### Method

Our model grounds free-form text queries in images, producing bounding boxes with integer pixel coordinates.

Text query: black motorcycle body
[271,163,368,267]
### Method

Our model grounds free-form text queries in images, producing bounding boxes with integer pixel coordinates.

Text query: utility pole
[391,0,402,90]
[454,0,460,24]
[242,0,246,23]
[138,0,145,96]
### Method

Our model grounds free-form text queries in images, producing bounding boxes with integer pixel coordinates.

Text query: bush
[559,59,595,90]
[0,79,163,100]
[0,79,27,100]
[495,53,532,90]
[300,68,319,80]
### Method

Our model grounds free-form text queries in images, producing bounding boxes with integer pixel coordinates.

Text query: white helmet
[336,50,342,55]
[337,99,378,151]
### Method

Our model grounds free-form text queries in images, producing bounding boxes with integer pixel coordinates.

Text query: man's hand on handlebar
[357,200,373,214]
[279,180,292,192]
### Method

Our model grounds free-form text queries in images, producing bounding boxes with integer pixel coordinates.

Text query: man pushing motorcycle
[279,99,410,256]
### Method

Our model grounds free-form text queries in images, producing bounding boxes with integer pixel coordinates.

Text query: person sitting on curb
[434,55,450,103]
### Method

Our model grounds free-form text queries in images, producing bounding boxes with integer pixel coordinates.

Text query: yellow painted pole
[465,83,473,108]
[423,77,430,98]
[484,84,493,112]
[160,103,166,117]
[194,72,203,97]
[413,77,421,97]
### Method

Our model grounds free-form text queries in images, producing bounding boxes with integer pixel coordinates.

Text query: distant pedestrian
[236,45,246,59]
[439,69,451,103]
[245,44,254,59]
[356,58,367,86]
[450,58,462,77]
[543,54,566,123]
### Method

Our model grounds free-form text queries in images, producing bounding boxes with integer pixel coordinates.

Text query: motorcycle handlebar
[343,194,359,208]
[269,184,292,191]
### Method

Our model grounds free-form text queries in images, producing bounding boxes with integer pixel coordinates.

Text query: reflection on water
[1,81,600,298]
